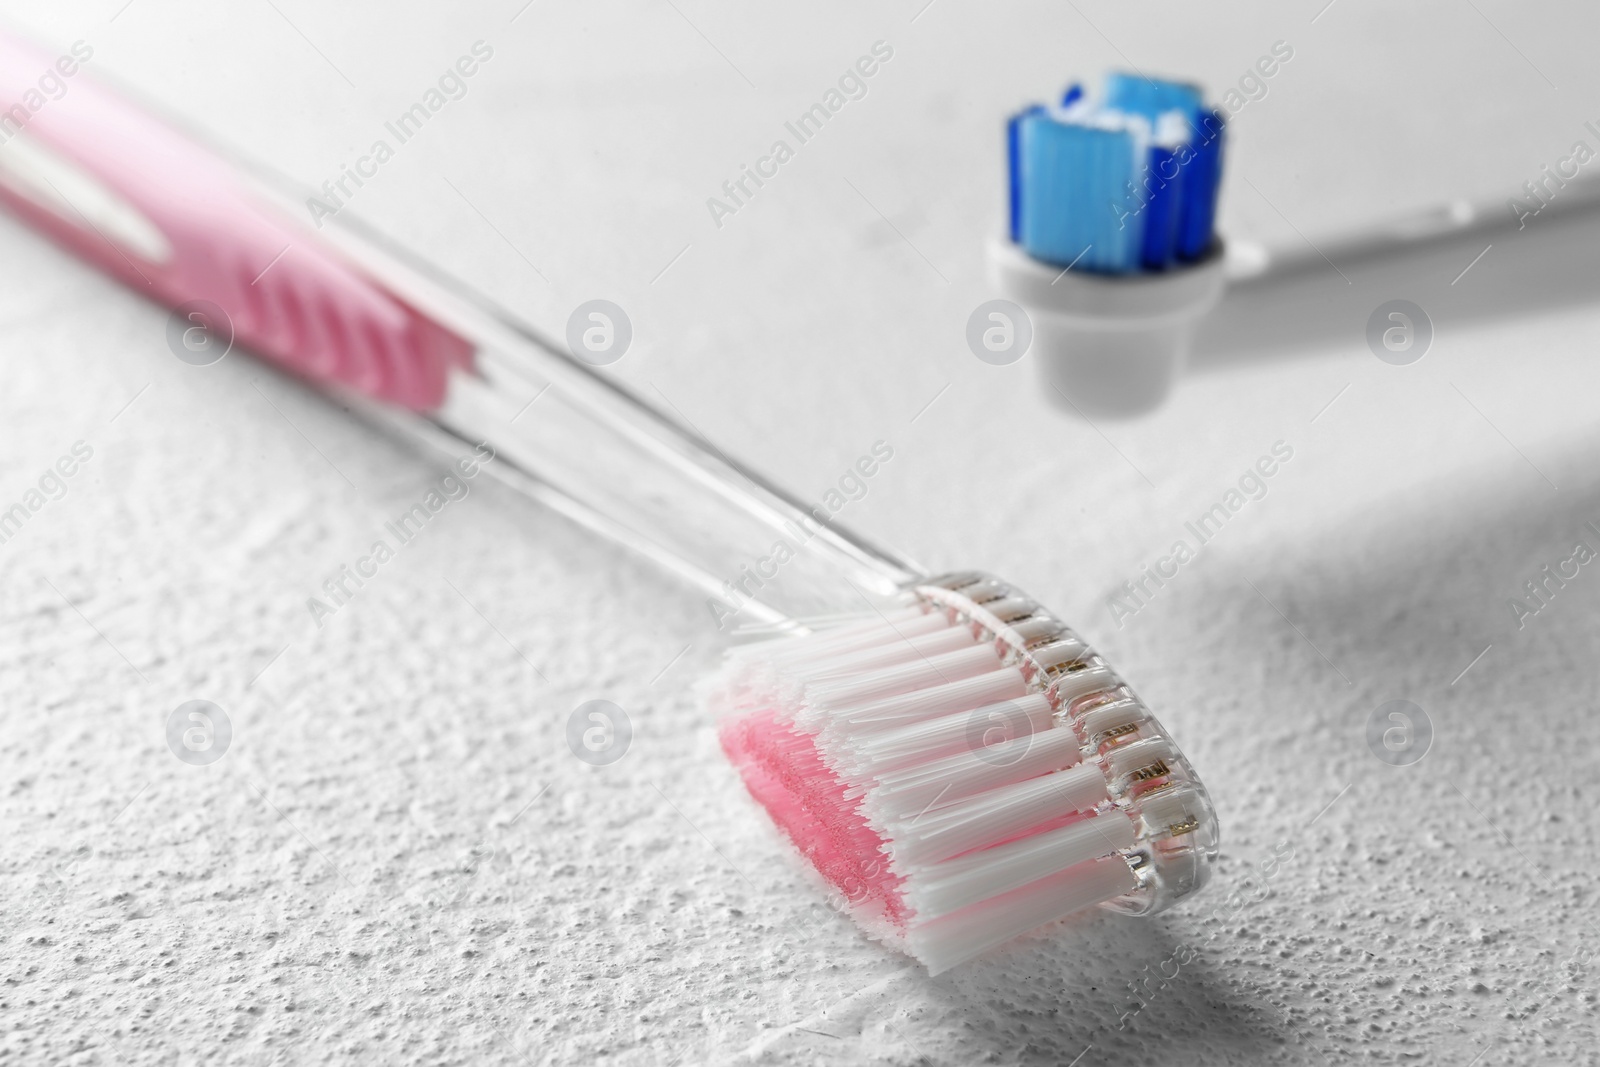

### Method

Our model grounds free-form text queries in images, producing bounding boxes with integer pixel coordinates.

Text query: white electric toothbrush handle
[1230,172,1600,281]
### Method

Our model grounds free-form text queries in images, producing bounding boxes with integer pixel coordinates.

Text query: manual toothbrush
[0,32,1219,974]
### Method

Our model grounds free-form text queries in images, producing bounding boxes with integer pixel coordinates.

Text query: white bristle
[883,761,1108,867]
[709,577,1216,973]
[790,625,980,683]
[705,610,945,712]
[863,721,1081,814]
[809,668,1027,734]
[761,609,937,665]
[902,810,1136,918]
[907,856,1138,976]
[804,643,1001,707]
[837,694,1058,776]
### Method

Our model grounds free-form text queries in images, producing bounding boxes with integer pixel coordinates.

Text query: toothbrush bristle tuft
[1008,73,1225,275]
[707,572,1218,973]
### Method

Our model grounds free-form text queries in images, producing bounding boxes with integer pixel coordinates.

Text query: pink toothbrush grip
[0,31,471,410]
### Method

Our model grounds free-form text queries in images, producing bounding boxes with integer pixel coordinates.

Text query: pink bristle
[718,706,907,929]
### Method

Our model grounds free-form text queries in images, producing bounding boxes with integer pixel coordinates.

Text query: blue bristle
[1140,144,1180,270]
[1099,133,1142,272]
[1102,73,1201,124]
[1007,104,1044,243]
[1008,74,1222,275]
[1018,113,1141,273]
[1015,112,1080,267]
[1175,108,1225,260]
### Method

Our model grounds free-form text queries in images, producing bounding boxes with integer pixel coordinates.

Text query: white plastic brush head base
[987,237,1227,417]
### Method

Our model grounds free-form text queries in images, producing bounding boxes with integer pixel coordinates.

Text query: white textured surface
[2,1,1599,1063]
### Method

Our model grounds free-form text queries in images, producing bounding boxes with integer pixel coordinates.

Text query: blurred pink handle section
[0,31,471,410]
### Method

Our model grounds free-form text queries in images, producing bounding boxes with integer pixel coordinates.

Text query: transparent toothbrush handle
[428,334,923,626]
[324,218,925,625]
[0,23,919,619]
